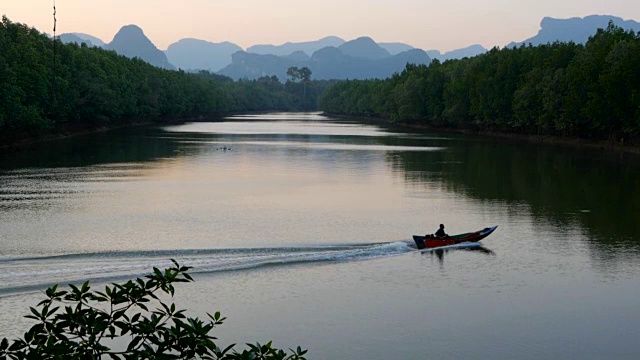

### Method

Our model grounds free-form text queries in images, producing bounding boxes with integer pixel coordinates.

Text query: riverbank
[1,121,148,150]
[4,111,638,157]
[460,128,640,155]
[0,112,244,150]
[0,110,309,150]
[324,112,640,156]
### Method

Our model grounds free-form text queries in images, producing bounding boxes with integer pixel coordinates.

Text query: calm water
[1,113,639,359]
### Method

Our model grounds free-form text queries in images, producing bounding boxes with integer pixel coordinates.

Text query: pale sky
[3,0,640,51]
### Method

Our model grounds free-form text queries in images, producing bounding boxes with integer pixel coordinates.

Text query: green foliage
[319,22,640,143]
[0,260,307,360]
[285,67,311,83]
[284,67,317,110]
[0,17,330,145]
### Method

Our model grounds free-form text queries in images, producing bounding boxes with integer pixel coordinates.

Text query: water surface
[1,113,639,359]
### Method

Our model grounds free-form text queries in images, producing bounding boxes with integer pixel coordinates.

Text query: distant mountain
[338,37,391,60]
[284,51,310,62]
[165,38,243,72]
[106,25,175,70]
[59,33,106,48]
[389,49,432,65]
[427,44,488,61]
[59,33,94,47]
[379,42,415,55]
[218,42,431,81]
[71,33,106,47]
[309,47,430,80]
[247,36,345,56]
[510,15,640,47]
[218,52,304,80]
[425,50,441,60]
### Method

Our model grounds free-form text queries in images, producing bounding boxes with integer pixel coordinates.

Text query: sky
[3,0,640,52]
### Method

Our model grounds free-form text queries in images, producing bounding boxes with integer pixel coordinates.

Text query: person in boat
[435,224,448,238]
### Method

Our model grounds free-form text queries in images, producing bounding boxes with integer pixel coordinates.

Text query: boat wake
[0,242,412,296]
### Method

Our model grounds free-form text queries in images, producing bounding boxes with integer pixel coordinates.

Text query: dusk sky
[4,0,640,51]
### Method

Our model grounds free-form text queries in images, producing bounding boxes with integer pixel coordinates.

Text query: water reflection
[1,113,639,359]
[1,113,638,261]
[0,127,181,170]
[387,137,640,252]
[423,246,496,267]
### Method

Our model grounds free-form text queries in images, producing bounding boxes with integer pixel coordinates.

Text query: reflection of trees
[0,127,180,170]
[388,137,640,248]
[2,120,638,254]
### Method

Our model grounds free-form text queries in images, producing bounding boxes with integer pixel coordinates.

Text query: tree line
[319,22,640,143]
[0,17,330,144]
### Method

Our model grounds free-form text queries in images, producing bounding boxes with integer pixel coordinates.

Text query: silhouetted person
[435,224,448,238]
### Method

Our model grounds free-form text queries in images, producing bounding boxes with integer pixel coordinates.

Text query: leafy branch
[0,260,307,360]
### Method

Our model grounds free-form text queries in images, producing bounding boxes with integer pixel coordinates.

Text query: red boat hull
[413,226,497,249]
[424,238,462,248]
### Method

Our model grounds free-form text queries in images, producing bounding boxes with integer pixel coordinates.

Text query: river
[1,113,639,359]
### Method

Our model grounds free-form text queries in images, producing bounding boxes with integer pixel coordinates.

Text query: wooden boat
[413,226,497,249]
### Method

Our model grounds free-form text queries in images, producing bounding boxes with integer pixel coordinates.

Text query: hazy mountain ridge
[338,37,391,60]
[54,14,640,76]
[219,42,431,81]
[106,25,175,70]
[59,32,106,47]
[427,44,488,61]
[308,45,423,80]
[165,38,243,72]
[247,36,345,56]
[73,33,106,47]
[510,15,640,46]
[219,52,304,80]
[284,51,310,62]
[379,42,415,55]
[59,28,176,70]
[59,33,95,47]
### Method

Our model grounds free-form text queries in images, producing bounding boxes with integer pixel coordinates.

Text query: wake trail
[0,242,413,297]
